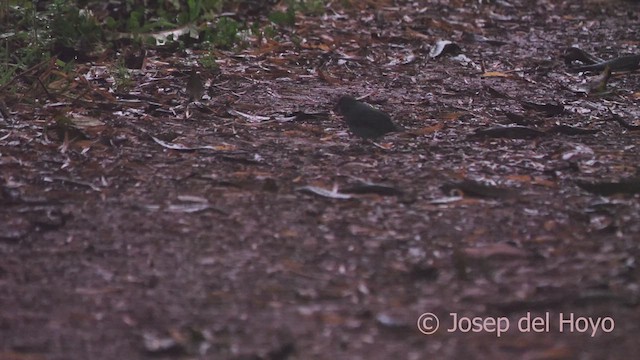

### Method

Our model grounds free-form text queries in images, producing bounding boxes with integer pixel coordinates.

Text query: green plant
[268,6,296,27]
[295,0,326,15]
[112,60,132,91]
[262,25,278,40]
[49,1,102,51]
[202,0,224,15]
[199,53,219,72]
[126,8,143,32]
[187,0,202,22]
[54,58,75,73]
[0,50,14,87]
[0,1,42,84]
[268,0,326,27]
[206,17,239,49]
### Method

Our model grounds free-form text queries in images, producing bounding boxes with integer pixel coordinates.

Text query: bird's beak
[332,102,341,114]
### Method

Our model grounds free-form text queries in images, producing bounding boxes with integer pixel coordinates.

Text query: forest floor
[1,0,640,359]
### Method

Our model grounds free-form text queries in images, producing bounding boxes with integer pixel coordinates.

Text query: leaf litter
[1,1,640,359]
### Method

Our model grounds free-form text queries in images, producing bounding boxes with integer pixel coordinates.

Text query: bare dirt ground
[1,0,640,359]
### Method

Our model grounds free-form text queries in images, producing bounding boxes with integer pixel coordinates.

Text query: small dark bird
[186,70,205,101]
[334,95,398,139]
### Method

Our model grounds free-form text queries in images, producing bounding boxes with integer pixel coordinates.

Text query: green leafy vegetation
[0,0,329,88]
[268,0,326,27]
[198,53,220,72]
[49,1,102,50]
[206,17,240,49]
[291,0,326,16]
[112,60,133,91]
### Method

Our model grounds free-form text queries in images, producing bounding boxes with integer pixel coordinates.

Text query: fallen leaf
[408,123,443,136]
[297,185,353,199]
[481,71,512,78]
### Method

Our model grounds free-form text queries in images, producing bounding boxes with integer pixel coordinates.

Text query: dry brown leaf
[301,42,332,52]
[212,143,237,151]
[481,71,512,78]
[543,220,557,231]
[321,312,347,325]
[404,28,430,40]
[318,69,340,85]
[409,123,443,135]
[505,174,533,182]
[249,40,283,56]
[531,177,557,188]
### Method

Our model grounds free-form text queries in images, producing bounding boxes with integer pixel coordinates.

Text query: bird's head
[334,95,358,115]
